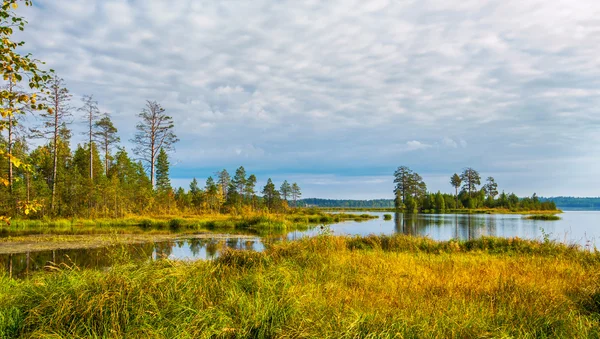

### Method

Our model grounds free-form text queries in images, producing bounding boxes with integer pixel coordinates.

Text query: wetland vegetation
[1,235,599,338]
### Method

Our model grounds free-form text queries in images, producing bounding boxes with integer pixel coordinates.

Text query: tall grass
[1,235,599,338]
[0,211,377,239]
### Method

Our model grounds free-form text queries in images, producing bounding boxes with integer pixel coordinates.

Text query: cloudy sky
[15,0,600,198]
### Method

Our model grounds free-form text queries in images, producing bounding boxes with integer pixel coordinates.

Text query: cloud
[12,0,600,197]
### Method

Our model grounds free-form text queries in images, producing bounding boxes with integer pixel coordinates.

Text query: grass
[0,210,375,239]
[524,214,562,221]
[383,214,392,220]
[1,235,599,338]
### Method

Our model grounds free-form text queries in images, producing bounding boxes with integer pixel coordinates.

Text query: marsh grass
[0,210,370,239]
[1,235,599,338]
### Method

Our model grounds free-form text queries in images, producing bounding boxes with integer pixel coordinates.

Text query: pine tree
[450,173,462,209]
[262,178,281,210]
[291,182,301,207]
[460,168,481,197]
[131,101,178,187]
[94,114,119,176]
[155,148,171,194]
[280,180,291,201]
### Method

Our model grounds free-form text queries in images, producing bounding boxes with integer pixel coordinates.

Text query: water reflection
[0,237,262,279]
[2,211,598,278]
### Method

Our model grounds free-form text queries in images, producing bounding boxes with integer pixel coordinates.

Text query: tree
[217,169,230,198]
[484,176,498,200]
[189,178,203,209]
[262,178,281,210]
[78,95,100,182]
[205,176,219,212]
[393,166,412,206]
[2,78,29,194]
[244,174,257,199]
[434,191,445,211]
[1,0,52,197]
[460,168,481,197]
[155,148,171,194]
[450,173,461,208]
[231,166,246,195]
[94,114,119,176]
[131,101,178,187]
[280,180,291,201]
[291,182,301,207]
[33,76,72,212]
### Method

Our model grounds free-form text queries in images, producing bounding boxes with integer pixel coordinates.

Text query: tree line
[394,166,557,212]
[0,77,302,218]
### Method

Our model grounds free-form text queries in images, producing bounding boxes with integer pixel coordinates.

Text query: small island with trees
[393,166,558,213]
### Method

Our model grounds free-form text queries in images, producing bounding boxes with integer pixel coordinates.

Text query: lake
[2,211,598,278]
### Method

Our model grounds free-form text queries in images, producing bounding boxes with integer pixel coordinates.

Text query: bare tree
[131,101,178,187]
[78,95,100,182]
[31,75,72,212]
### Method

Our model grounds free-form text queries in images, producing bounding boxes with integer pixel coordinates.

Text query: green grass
[383,214,392,220]
[1,235,599,338]
[524,214,562,221]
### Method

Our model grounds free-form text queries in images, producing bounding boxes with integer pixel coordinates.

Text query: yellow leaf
[12,2,18,9]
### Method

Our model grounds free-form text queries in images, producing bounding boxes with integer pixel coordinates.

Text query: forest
[393,166,558,212]
[0,82,302,219]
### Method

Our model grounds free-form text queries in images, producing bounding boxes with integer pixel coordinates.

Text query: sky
[13,0,600,199]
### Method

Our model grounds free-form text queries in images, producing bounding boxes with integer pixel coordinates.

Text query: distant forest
[301,197,600,211]
[299,199,395,208]
[540,197,600,211]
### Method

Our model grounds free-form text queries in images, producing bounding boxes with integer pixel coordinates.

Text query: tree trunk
[51,99,58,213]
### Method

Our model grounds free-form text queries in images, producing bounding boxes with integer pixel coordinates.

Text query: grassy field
[1,235,598,338]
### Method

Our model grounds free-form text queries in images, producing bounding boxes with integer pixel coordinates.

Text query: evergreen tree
[189,178,203,209]
[460,168,481,197]
[484,177,498,200]
[450,173,461,209]
[217,169,231,198]
[231,166,247,195]
[291,182,301,207]
[94,114,120,176]
[155,148,171,194]
[280,180,291,201]
[262,178,281,210]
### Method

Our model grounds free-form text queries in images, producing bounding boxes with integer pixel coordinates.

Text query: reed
[1,235,599,338]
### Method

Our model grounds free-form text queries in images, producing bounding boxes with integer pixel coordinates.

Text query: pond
[1,211,598,278]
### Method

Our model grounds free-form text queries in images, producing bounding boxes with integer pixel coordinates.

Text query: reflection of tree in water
[205,240,219,258]
[226,238,240,250]
[154,241,174,259]
[189,239,203,256]
[244,240,255,251]
[394,213,429,236]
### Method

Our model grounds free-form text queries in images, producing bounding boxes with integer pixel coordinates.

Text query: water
[1,211,598,278]
[288,211,599,247]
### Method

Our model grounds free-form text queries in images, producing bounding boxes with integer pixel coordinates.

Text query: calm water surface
[2,211,598,278]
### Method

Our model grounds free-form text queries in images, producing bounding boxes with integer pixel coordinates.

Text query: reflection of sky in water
[2,212,598,278]
[286,211,600,248]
